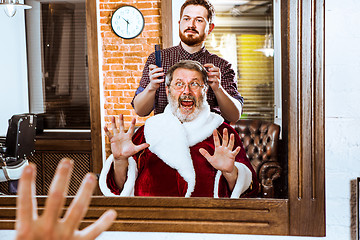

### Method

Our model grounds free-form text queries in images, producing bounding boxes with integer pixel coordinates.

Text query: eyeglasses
[171,81,204,91]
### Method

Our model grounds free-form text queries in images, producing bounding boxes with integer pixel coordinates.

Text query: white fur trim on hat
[99,154,138,197]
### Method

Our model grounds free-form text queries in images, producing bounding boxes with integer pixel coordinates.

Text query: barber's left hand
[203,63,221,91]
[199,128,240,174]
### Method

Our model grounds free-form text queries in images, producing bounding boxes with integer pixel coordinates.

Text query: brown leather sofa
[231,119,281,198]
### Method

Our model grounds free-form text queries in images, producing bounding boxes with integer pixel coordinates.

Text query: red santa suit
[99,105,259,198]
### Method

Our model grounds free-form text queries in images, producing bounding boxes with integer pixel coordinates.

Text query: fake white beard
[167,91,208,123]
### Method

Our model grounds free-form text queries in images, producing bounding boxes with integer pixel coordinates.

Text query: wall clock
[111,5,145,39]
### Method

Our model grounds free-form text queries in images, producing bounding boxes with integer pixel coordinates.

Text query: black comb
[155,44,162,67]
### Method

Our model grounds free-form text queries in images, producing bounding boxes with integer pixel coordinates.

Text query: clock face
[111,6,145,39]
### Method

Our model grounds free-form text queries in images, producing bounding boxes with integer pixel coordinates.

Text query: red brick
[110,64,124,70]
[104,103,113,109]
[129,45,143,52]
[105,84,119,90]
[100,10,112,17]
[114,103,126,109]
[104,45,118,51]
[146,38,161,45]
[124,65,138,71]
[123,91,134,97]
[106,96,119,103]
[106,58,124,64]
[124,57,143,64]
[144,16,161,22]
[142,9,160,16]
[131,71,143,78]
[103,78,113,84]
[102,65,110,71]
[126,77,137,83]
[146,23,161,31]
[111,91,124,97]
[113,82,131,89]
[102,31,116,38]
[118,97,133,104]
[137,2,153,9]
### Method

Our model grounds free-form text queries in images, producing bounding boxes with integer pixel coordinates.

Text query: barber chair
[231,119,281,198]
[0,114,37,194]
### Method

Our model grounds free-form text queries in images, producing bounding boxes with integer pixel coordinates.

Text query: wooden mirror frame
[0,0,325,237]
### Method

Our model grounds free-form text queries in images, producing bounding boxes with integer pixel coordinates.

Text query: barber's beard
[179,28,206,46]
[168,90,207,123]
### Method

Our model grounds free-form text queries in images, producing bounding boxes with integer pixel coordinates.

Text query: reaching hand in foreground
[15,158,117,240]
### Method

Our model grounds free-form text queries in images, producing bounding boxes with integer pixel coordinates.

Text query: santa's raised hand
[105,114,149,189]
[199,128,240,190]
[105,114,149,162]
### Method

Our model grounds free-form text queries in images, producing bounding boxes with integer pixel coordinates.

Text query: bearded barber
[132,0,243,123]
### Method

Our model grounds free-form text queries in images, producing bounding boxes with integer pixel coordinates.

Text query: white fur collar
[144,104,223,197]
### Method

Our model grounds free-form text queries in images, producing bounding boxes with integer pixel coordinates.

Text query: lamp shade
[0,0,31,17]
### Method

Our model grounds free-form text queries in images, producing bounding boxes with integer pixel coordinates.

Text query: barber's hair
[180,0,215,24]
[165,60,209,87]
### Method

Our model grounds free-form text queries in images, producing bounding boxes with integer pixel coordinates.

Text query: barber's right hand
[148,64,165,91]
[104,114,149,162]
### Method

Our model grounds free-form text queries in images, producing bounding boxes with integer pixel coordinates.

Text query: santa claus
[99,60,259,198]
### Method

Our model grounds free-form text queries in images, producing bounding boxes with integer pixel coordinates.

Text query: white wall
[323,0,360,238]
[0,7,29,136]
[1,0,360,239]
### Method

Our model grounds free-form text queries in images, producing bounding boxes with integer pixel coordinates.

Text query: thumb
[233,146,241,156]
[135,143,150,153]
[199,148,211,160]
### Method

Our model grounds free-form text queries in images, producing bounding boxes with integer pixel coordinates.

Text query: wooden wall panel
[86,0,103,178]
[161,0,172,48]
[286,0,325,236]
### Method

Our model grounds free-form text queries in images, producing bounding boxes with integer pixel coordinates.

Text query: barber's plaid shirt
[132,44,244,115]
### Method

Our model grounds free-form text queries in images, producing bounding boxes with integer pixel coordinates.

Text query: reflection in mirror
[97,1,281,197]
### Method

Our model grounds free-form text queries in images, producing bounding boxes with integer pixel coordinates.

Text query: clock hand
[122,17,129,25]
[121,17,130,35]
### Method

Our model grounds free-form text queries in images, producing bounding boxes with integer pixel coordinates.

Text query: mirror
[90,0,325,236]
[88,0,324,236]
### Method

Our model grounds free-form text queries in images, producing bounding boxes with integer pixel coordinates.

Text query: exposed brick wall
[99,0,162,156]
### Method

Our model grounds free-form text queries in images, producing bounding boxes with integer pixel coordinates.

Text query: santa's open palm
[199,128,240,174]
[105,115,149,161]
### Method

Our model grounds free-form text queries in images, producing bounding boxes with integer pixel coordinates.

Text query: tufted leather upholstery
[231,119,281,198]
